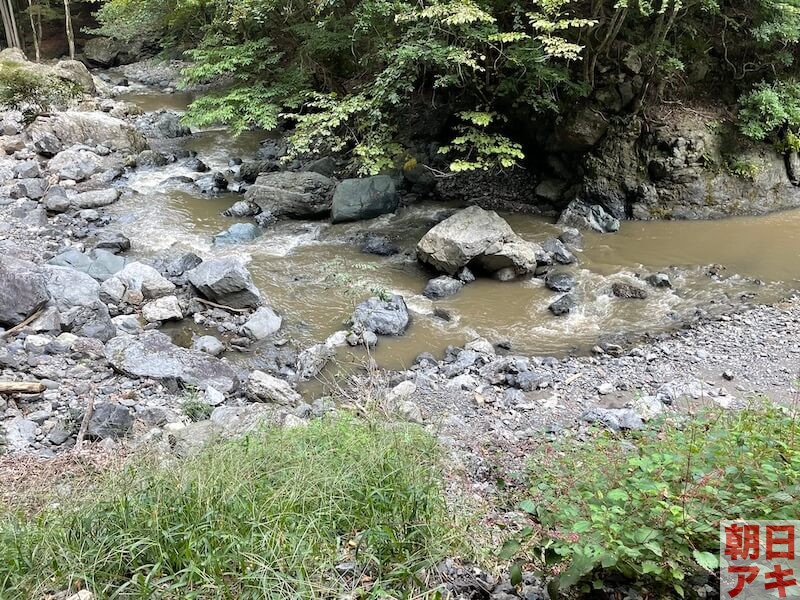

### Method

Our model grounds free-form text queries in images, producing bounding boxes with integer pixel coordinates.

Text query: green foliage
[507,407,800,596]
[0,62,78,120]
[739,80,800,146]
[0,415,455,598]
[725,157,765,180]
[180,391,212,422]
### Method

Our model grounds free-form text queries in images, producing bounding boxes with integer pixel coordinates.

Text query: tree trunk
[1,0,22,48]
[63,0,74,59]
[26,0,39,61]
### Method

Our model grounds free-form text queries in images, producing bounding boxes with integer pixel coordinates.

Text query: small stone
[645,273,672,288]
[722,370,735,381]
[597,382,614,395]
[142,295,183,322]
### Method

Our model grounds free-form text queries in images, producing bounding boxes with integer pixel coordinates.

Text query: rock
[28,112,146,154]
[186,157,208,172]
[557,199,620,233]
[541,237,576,264]
[629,395,663,420]
[612,282,648,299]
[67,590,94,600]
[558,227,584,250]
[423,276,463,299]
[54,59,95,93]
[165,253,202,277]
[105,331,239,392]
[535,179,568,203]
[11,178,44,200]
[242,306,282,340]
[246,370,301,405]
[222,200,260,218]
[71,188,121,209]
[86,403,133,440]
[304,156,337,177]
[238,160,279,182]
[48,248,127,281]
[722,370,735,381]
[351,294,410,335]
[134,110,191,138]
[94,231,131,254]
[48,146,105,181]
[296,343,335,380]
[597,382,614,395]
[212,223,262,245]
[42,187,71,213]
[582,408,644,431]
[386,380,417,405]
[416,206,543,277]
[544,271,576,292]
[193,335,225,356]
[0,256,50,327]
[646,273,672,288]
[42,265,116,340]
[548,293,576,316]
[13,159,39,178]
[136,149,168,167]
[142,295,183,322]
[331,176,399,223]
[112,314,143,335]
[244,171,335,219]
[101,262,175,304]
[456,267,475,283]
[83,36,127,66]
[361,234,399,256]
[204,386,226,406]
[187,258,262,309]
[4,417,37,452]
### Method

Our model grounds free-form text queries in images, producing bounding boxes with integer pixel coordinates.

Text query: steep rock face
[577,112,800,220]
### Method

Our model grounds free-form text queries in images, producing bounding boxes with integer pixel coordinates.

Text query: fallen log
[0,381,46,394]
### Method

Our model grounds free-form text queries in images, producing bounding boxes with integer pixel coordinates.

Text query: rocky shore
[0,51,797,491]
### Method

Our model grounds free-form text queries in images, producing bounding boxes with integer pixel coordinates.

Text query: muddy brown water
[108,89,800,369]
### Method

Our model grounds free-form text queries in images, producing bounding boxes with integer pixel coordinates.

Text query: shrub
[0,61,78,120]
[505,407,800,597]
[0,415,456,598]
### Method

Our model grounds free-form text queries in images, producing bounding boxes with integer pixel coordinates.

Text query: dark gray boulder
[187,258,262,309]
[361,234,399,256]
[548,294,576,316]
[541,237,576,264]
[351,294,410,335]
[331,176,399,223]
[244,171,335,219]
[557,199,620,233]
[86,403,133,440]
[544,271,576,293]
[0,256,50,327]
[134,110,190,139]
[105,331,239,392]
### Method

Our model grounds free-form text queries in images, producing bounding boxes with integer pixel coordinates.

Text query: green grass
[505,405,800,597]
[0,415,457,599]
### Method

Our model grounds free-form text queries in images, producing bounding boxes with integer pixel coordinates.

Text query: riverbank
[1,53,799,599]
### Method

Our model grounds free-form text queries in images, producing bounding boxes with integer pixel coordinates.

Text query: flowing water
[109,88,800,369]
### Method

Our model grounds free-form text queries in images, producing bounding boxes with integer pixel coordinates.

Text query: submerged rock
[351,294,410,336]
[331,175,399,223]
[361,234,400,256]
[105,331,239,392]
[548,293,576,316]
[212,223,262,245]
[611,282,648,299]
[423,276,464,299]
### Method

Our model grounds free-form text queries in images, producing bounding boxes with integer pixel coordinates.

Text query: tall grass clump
[0,415,456,599]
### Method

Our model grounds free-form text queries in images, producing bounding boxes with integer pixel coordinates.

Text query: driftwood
[0,308,45,340]
[0,381,46,394]
[195,298,250,314]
